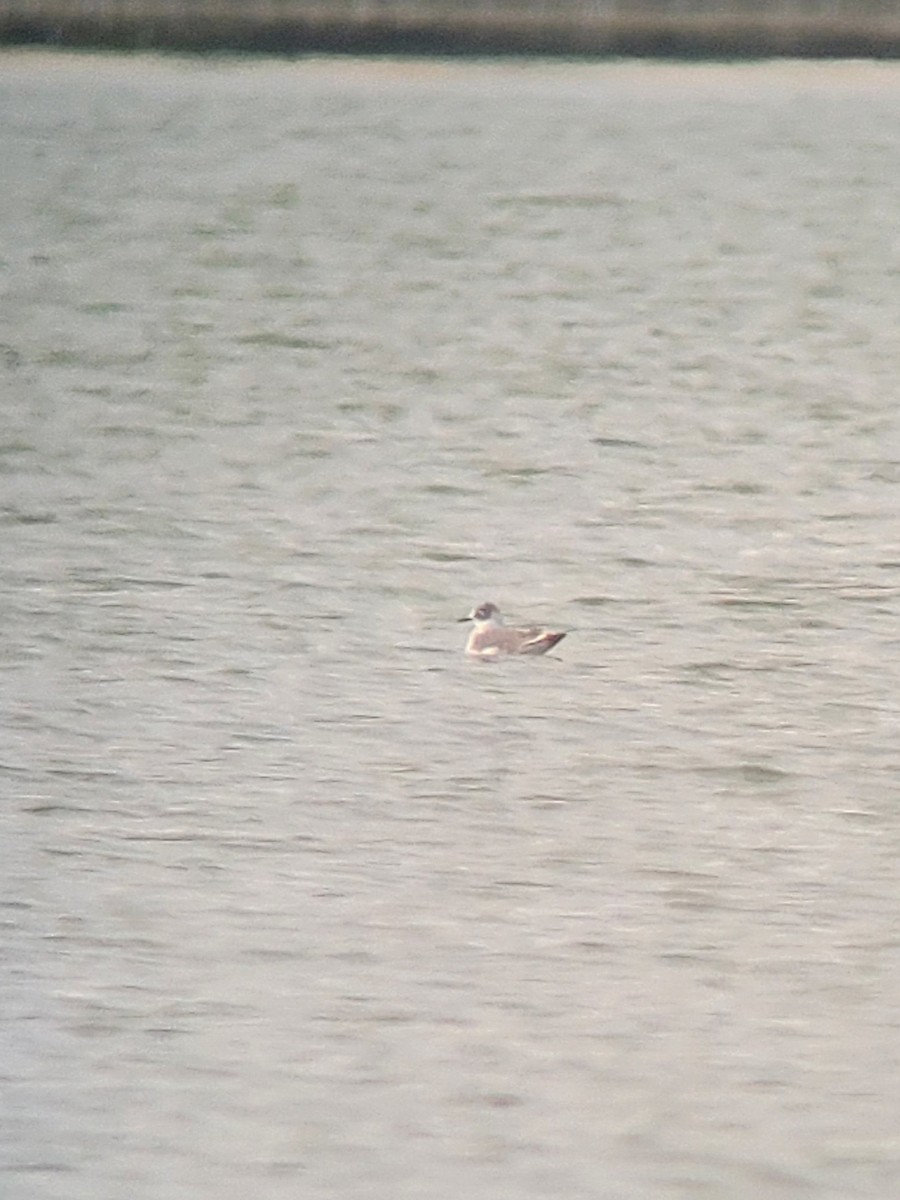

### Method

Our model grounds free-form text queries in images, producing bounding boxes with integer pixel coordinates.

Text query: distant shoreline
[1,2,899,59]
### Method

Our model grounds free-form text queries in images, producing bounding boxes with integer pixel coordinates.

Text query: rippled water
[3,50,900,1200]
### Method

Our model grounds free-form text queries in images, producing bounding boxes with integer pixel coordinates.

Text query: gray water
[2,50,900,1200]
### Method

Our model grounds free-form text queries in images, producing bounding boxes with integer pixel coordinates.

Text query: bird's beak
[457,614,472,623]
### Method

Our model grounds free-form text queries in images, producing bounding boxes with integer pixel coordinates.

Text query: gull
[458,601,566,659]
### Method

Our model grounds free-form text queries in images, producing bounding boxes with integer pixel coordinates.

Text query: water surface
[2,51,900,1200]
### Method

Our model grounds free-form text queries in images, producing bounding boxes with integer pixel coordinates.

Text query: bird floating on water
[458,601,566,659]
